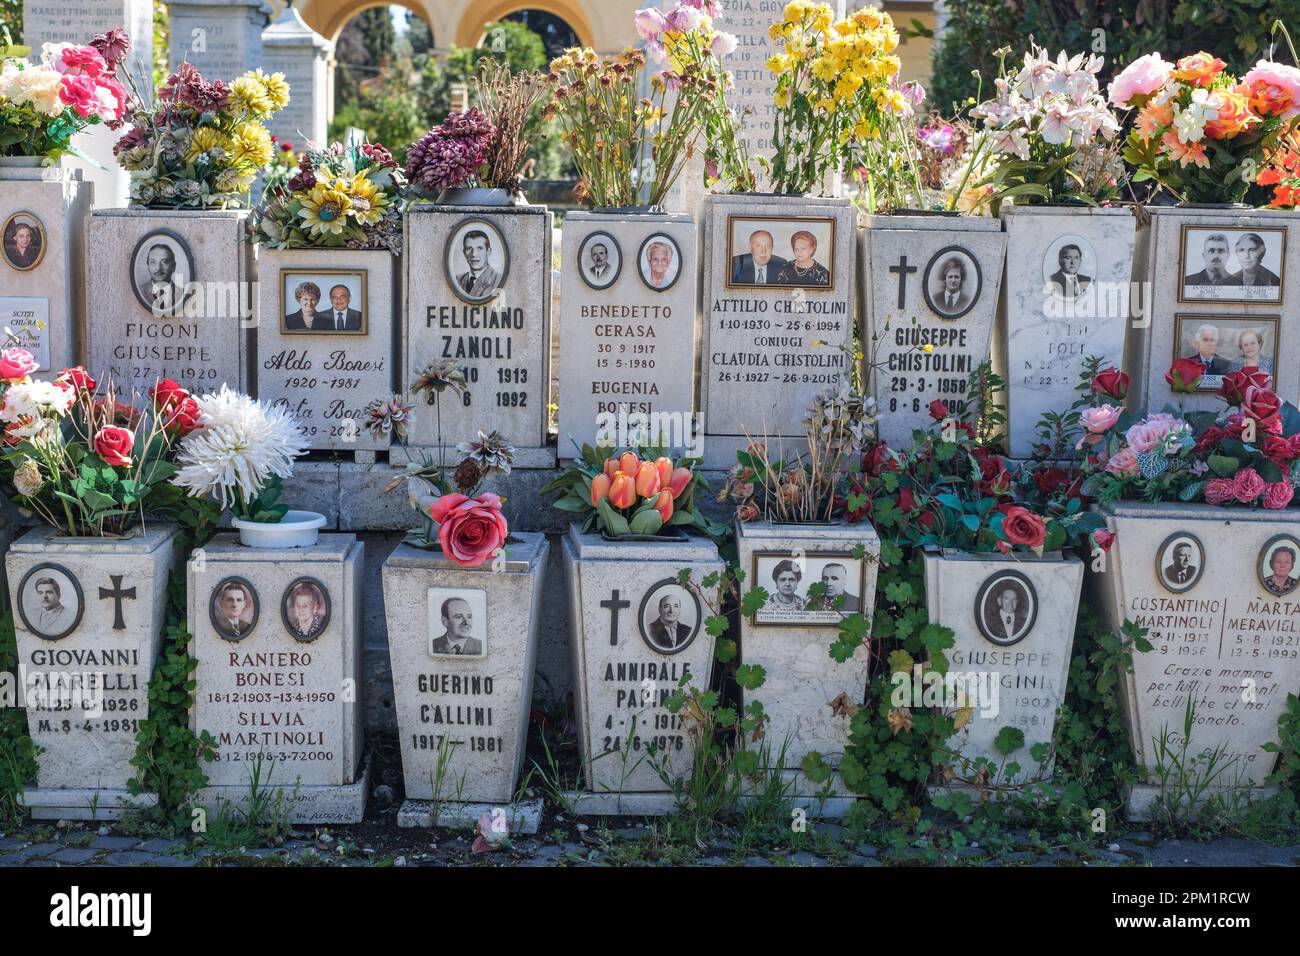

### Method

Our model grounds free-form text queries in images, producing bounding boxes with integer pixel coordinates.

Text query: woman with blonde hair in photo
[1231,327,1273,376]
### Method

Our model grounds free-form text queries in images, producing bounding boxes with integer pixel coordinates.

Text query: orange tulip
[635,460,661,497]
[591,472,611,506]
[653,490,674,522]
[668,466,692,497]
[609,472,636,508]
[603,457,619,480]
[654,456,672,487]
[618,451,639,477]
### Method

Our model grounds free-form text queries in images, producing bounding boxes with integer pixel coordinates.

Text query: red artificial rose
[1001,505,1047,548]
[93,424,135,467]
[928,400,949,421]
[1165,358,1205,394]
[150,378,190,408]
[55,366,96,392]
[161,394,201,435]
[1033,466,1070,496]
[973,448,1010,497]
[1218,367,1272,406]
[1241,385,1281,426]
[917,510,937,530]
[863,442,900,477]
[1195,424,1226,456]
[428,492,509,567]
[1264,482,1295,509]
[1091,529,1116,553]
[1092,367,1129,401]
[1261,433,1293,464]
[1232,467,1266,503]
[898,486,917,513]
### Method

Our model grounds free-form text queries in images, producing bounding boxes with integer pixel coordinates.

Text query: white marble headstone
[261,4,331,147]
[167,0,271,78]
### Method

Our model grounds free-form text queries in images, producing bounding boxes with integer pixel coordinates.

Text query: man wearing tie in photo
[731,229,788,285]
[145,243,185,315]
[934,256,972,314]
[32,577,74,636]
[987,584,1028,643]
[1184,233,1233,285]
[1186,324,1232,376]
[647,591,692,650]
[456,230,502,299]
[324,284,362,331]
[431,597,482,655]
[1163,542,1198,586]
[1049,244,1092,299]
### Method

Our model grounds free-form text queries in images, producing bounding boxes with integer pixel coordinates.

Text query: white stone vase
[6,522,181,820]
[735,518,880,807]
[1089,501,1300,819]
[923,547,1083,788]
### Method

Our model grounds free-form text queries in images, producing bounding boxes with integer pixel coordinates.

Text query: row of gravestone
[4,169,1298,467]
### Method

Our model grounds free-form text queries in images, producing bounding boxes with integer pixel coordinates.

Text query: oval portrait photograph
[577,230,621,291]
[1155,531,1204,594]
[1259,534,1300,597]
[282,577,331,643]
[445,217,509,304]
[2,211,46,272]
[924,245,981,320]
[130,228,196,317]
[638,232,682,292]
[209,576,259,642]
[17,562,83,642]
[638,577,702,655]
[975,570,1038,646]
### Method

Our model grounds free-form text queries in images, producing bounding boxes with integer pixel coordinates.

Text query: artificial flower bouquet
[542,445,719,539]
[962,44,1125,214]
[252,139,405,251]
[1257,127,1300,207]
[0,27,129,160]
[1067,359,1300,509]
[543,4,728,209]
[1110,48,1300,204]
[171,384,308,523]
[113,63,287,209]
[0,352,211,537]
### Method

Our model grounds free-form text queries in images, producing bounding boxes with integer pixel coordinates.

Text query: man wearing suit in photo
[1184,233,1234,285]
[456,229,502,299]
[933,256,972,315]
[1186,323,1233,376]
[321,284,362,331]
[986,585,1028,643]
[1049,244,1092,300]
[731,229,787,285]
[1163,543,1198,587]
[647,591,692,651]
[431,597,483,655]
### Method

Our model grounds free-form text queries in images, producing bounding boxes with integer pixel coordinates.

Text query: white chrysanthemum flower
[1,380,75,420]
[172,385,308,510]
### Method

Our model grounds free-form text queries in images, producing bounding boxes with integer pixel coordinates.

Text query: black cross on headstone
[99,574,136,631]
[600,589,630,646]
[889,255,918,309]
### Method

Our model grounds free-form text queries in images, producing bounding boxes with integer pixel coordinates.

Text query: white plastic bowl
[232,510,327,549]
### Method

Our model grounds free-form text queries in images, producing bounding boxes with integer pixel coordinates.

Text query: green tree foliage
[931,0,1300,112]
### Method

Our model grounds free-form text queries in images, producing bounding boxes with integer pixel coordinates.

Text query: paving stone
[744,856,774,867]
[137,838,179,853]
[48,848,98,864]
[90,836,142,851]
[8,843,60,862]
[0,837,27,850]
[102,851,159,866]
[698,856,727,866]
[790,852,825,867]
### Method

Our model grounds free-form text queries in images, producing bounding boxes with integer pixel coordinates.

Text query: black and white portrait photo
[1259,535,1300,597]
[16,563,83,641]
[578,230,621,291]
[1180,226,1286,302]
[209,577,259,642]
[638,232,681,292]
[924,245,982,320]
[130,229,195,317]
[1174,314,1280,389]
[751,552,867,626]
[281,271,366,333]
[2,211,45,272]
[282,577,330,643]
[1042,234,1096,302]
[1156,532,1204,594]
[638,578,701,654]
[427,587,487,657]
[975,571,1038,646]
[446,218,509,304]
[726,216,835,290]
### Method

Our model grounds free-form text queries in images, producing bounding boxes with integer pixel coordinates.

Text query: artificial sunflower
[298,182,353,236]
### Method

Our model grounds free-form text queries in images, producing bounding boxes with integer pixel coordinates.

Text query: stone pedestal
[261,4,331,147]
[167,0,272,78]
[1129,206,1300,414]
[558,210,697,458]
[700,193,857,468]
[7,522,180,820]
[735,519,879,809]
[23,0,154,209]
[86,208,253,395]
[381,533,549,831]
[402,204,554,468]
[860,213,1006,446]
[0,160,90,375]
[1090,502,1300,818]
[561,526,722,814]
[924,549,1083,786]
[255,247,395,455]
[188,533,367,824]
[1001,206,1137,457]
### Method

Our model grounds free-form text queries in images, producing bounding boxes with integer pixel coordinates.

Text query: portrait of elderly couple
[207,576,330,642]
[1175,315,1279,387]
[727,216,834,289]
[1180,227,1286,302]
[282,272,366,333]
[751,554,866,626]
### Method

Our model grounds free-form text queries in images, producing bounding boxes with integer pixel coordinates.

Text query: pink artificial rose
[1108,53,1174,106]
[1081,404,1122,434]
[1105,447,1139,477]
[96,76,128,122]
[428,492,508,567]
[0,347,38,380]
[1124,413,1179,454]
[1264,481,1295,509]
[59,45,107,77]
[634,7,667,41]
[1242,61,1300,120]
[1232,467,1266,503]
[711,31,738,57]
[59,73,101,118]
[1204,478,1236,505]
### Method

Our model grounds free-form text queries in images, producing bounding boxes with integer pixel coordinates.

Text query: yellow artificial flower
[298,183,353,237]
[229,121,274,170]
[816,96,835,112]
[186,126,229,162]
[230,73,272,117]
[766,53,789,74]
[774,87,791,108]
[347,171,387,225]
[261,70,290,111]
